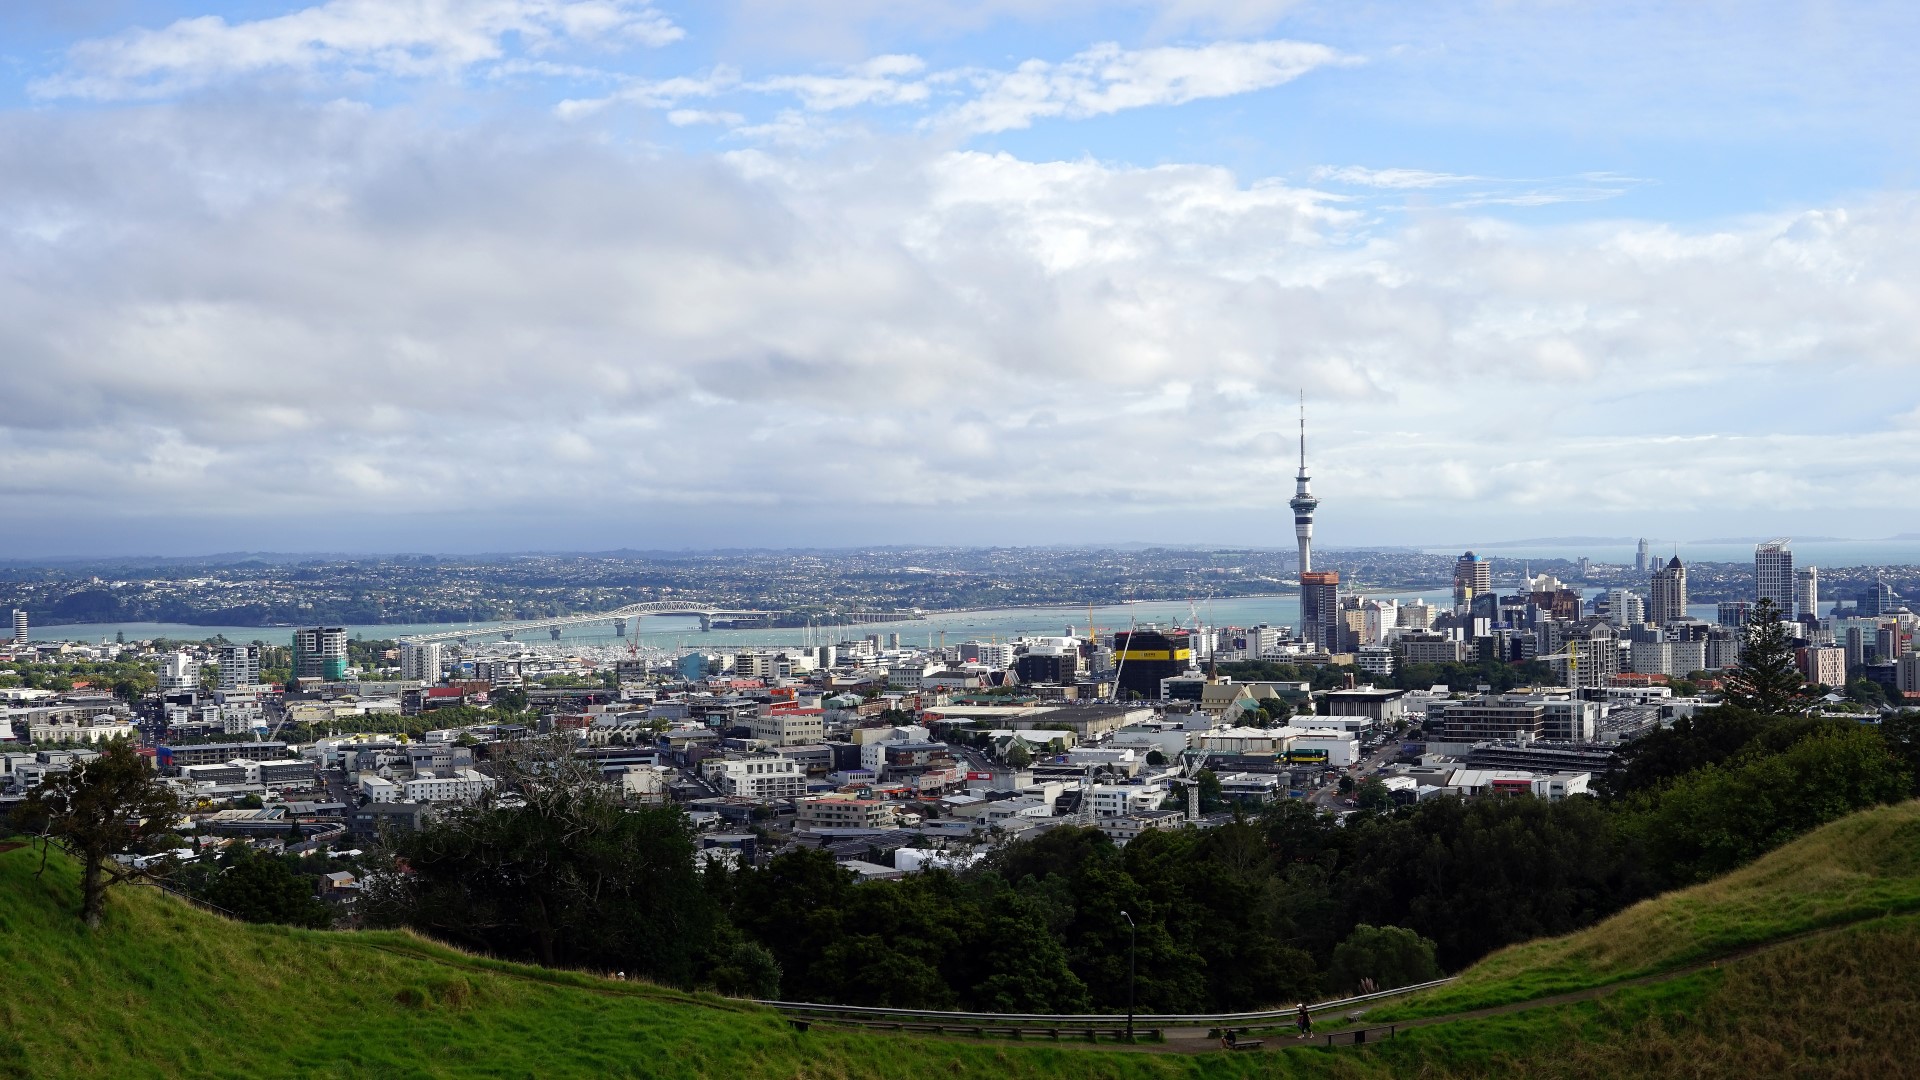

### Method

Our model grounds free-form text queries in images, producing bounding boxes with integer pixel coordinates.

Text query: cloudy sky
[3,1,1919,557]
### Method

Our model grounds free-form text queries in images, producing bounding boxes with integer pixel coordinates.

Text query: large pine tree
[1721,597,1807,715]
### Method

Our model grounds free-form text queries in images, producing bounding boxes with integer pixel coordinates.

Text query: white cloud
[1313,166,1481,189]
[667,108,746,127]
[747,54,931,110]
[32,0,683,101]
[939,38,1354,134]
[4,104,1920,548]
[556,67,739,118]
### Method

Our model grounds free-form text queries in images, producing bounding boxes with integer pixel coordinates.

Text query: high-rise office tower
[1636,538,1650,573]
[10,609,25,645]
[1860,577,1898,618]
[1755,540,1795,617]
[1878,623,1905,664]
[1650,556,1688,625]
[292,626,349,682]
[1300,571,1341,650]
[1289,394,1319,577]
[1453,552,1491,610]
[1794,567,1820,622]
[216,644,260,691]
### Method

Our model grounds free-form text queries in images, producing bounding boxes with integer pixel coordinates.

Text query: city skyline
[5,2,1920,556]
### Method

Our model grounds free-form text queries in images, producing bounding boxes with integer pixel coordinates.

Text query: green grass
[0,843,1302,1080]
[1368,798,1920,1021]
[7,802,1920,1080]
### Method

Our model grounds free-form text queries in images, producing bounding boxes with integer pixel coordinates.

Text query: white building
[216,645,260,691]
[1756,541,1795,617]
[1066,746,1137,769]
[1795,567,1820,623]
[1289,730,1360,768]
[403,768,495,803]
[1089,783,1167,818]
[29,716,137,744]
[359,775,401,803]
[887,660,939,690]
[749,710,825,747]
[159,651,199,693]
[1605,589,1646,627]
[399,642,443,683]
[1630,640,1673,677]
[705,755,807,802]
[1356,645,1394,676]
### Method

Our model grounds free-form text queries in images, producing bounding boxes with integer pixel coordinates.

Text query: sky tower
[1289,393,1318,576]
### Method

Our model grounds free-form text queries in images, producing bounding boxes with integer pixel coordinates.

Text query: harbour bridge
[396,601,783,644]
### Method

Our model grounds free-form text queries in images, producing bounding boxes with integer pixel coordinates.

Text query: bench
[1228,1039,1264,1051]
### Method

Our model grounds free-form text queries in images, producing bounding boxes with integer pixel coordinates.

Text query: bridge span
[397,601,782,644]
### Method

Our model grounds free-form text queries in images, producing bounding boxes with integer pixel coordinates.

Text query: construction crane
[1170,747,1212,823]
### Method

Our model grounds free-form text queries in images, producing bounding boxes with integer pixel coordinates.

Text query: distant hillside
[6,804,1920,1078]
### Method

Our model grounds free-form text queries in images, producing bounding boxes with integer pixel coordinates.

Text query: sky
[3,0,1920,557]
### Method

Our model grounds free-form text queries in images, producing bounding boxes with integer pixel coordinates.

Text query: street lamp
[1119,909,1137,1042]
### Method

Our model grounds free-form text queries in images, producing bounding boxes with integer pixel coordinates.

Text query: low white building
[1197,727,1288,755]
[705,755,807,802]
[1289,730,1360,768]
[359,775,401,803]
[29,716,137,744]
[403,768,494,804]
[981,796,1054,824]
[1089,783,1167,818]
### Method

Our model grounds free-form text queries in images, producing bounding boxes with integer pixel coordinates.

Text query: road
[1305,737,1401,811]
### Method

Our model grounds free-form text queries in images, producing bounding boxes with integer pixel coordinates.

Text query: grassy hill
[6,802,1920,1079]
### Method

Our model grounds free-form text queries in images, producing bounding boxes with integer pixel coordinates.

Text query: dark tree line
[341,703,1912,1011]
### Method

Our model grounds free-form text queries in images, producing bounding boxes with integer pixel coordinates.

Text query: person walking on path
[1296,1003,1313,1038]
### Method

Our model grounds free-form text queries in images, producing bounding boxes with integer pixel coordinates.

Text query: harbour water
[31,588,1457,651]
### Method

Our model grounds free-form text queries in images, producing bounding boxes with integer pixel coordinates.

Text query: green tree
[368,737,721,985]
[1721,598,1806,715]
[1003,739,1033,768]
[1355,777,1392,811]
[182,848,333,928]
[1877,712,1920,795]
[1624,726,1912,886]
[22,739,183,925]
[1326,924,1441,994]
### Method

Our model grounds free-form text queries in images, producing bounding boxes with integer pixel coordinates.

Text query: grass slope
[0,844,1275,1080]
[1369,798,1920,1021]
[6,803,1920,1079]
